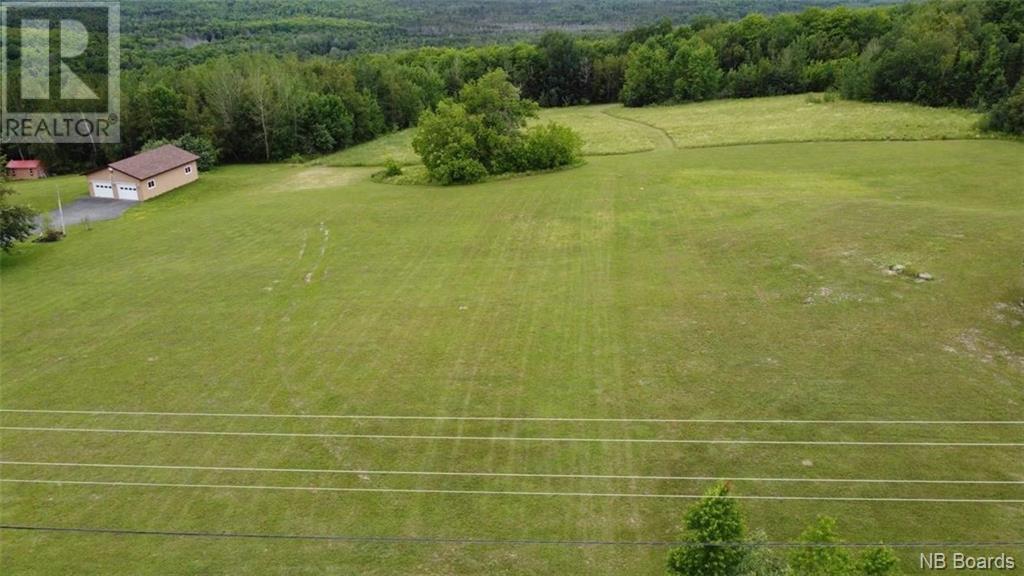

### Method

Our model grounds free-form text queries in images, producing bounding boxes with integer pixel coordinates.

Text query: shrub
[412,100,486,184]
[36,227,65,243]
[739,529,790,576]
[790,516,854,576]
[433,157,488,185]
[859,546,901,576]
[984,81,1024,136]
[522,122,582,170]
[382,158,403,177]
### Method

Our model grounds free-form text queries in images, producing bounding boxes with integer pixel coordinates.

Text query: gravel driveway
[37,197,137,229]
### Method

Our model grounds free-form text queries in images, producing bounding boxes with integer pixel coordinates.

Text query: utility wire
[2,525,1022,549]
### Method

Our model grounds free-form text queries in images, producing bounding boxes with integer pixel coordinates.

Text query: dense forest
[2,0,1022,173]
[120,0,906,67]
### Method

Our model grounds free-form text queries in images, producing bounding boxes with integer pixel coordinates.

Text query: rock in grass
[917,272,934,281]
[890,264,906,273]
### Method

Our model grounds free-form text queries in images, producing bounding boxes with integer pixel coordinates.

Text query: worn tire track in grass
[601,108,676,152]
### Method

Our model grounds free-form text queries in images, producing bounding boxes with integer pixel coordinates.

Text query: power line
[2,525,1022,549]
[4,460,1021,485]
[3,426,1021,447]
[3,408,1022,425]
[4,478,1022,503]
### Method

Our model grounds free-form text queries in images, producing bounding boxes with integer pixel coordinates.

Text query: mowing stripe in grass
[4,478,1023,503]
[2,409,1023,425]
[3,525,1023,548]
[4,461,1021,485]
[3,426,1023,447]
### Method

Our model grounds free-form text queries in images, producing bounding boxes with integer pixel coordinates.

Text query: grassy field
[1,97,1022,575]
[317,128,420,166]
[5,175,89,213]
[318,95,987,168]
[610,94,987,148]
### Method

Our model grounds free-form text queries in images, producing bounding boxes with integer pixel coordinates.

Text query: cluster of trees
[412,70,582,184]
[667,483,900,576]
[3,0,1022,175]
[619,1,1023,119]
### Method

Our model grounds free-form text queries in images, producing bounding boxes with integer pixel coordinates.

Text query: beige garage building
[87,144,199,201]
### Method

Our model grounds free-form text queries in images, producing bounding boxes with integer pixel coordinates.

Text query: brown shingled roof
[108,144,199,180]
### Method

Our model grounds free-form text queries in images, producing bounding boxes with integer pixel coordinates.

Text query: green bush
[984,81,1024,136]
[413,69,582,184]
[858,547,901,576]
[522,122,583,170]
[433,157,488,185]
[790,516,854,576]
[382,158,403,177]
[412,100,487,184]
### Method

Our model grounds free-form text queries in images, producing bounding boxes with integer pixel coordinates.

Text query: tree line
[2,0,1021,173]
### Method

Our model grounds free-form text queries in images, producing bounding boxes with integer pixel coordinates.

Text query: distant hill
[122,0,907,65]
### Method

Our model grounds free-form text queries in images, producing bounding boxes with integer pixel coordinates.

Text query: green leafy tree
[412,100,487,184]
[790,516,854,576]
[591,53,627,102]
[622,39,673,106]
[303,93,355,154]
[977,42,1010,108]
[413,69,578,184]
[985,80,1024,134]
[536,31,587,106]
[521,122,583,170]
[142,134,219,171]
[458,69,539,132]
[0,185,38,253]
[134,83,186,143]
[672,37,723,101]
[738,529,790,576]
[176,134,220,171]
[858,546,901,576]
[667,482,748,576]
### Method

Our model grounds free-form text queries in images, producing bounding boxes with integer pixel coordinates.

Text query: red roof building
[5,159,47,180]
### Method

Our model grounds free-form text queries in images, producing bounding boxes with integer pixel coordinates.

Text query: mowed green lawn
[317,94,986,167]
[1,98,1022,575]
[5,174,89,212]
[609,93,988,148]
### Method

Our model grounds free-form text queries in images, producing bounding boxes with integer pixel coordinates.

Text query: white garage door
[117,183,139,201]
[92,182,115,198]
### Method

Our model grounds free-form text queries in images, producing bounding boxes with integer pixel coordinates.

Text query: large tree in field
[412,69,579,184]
